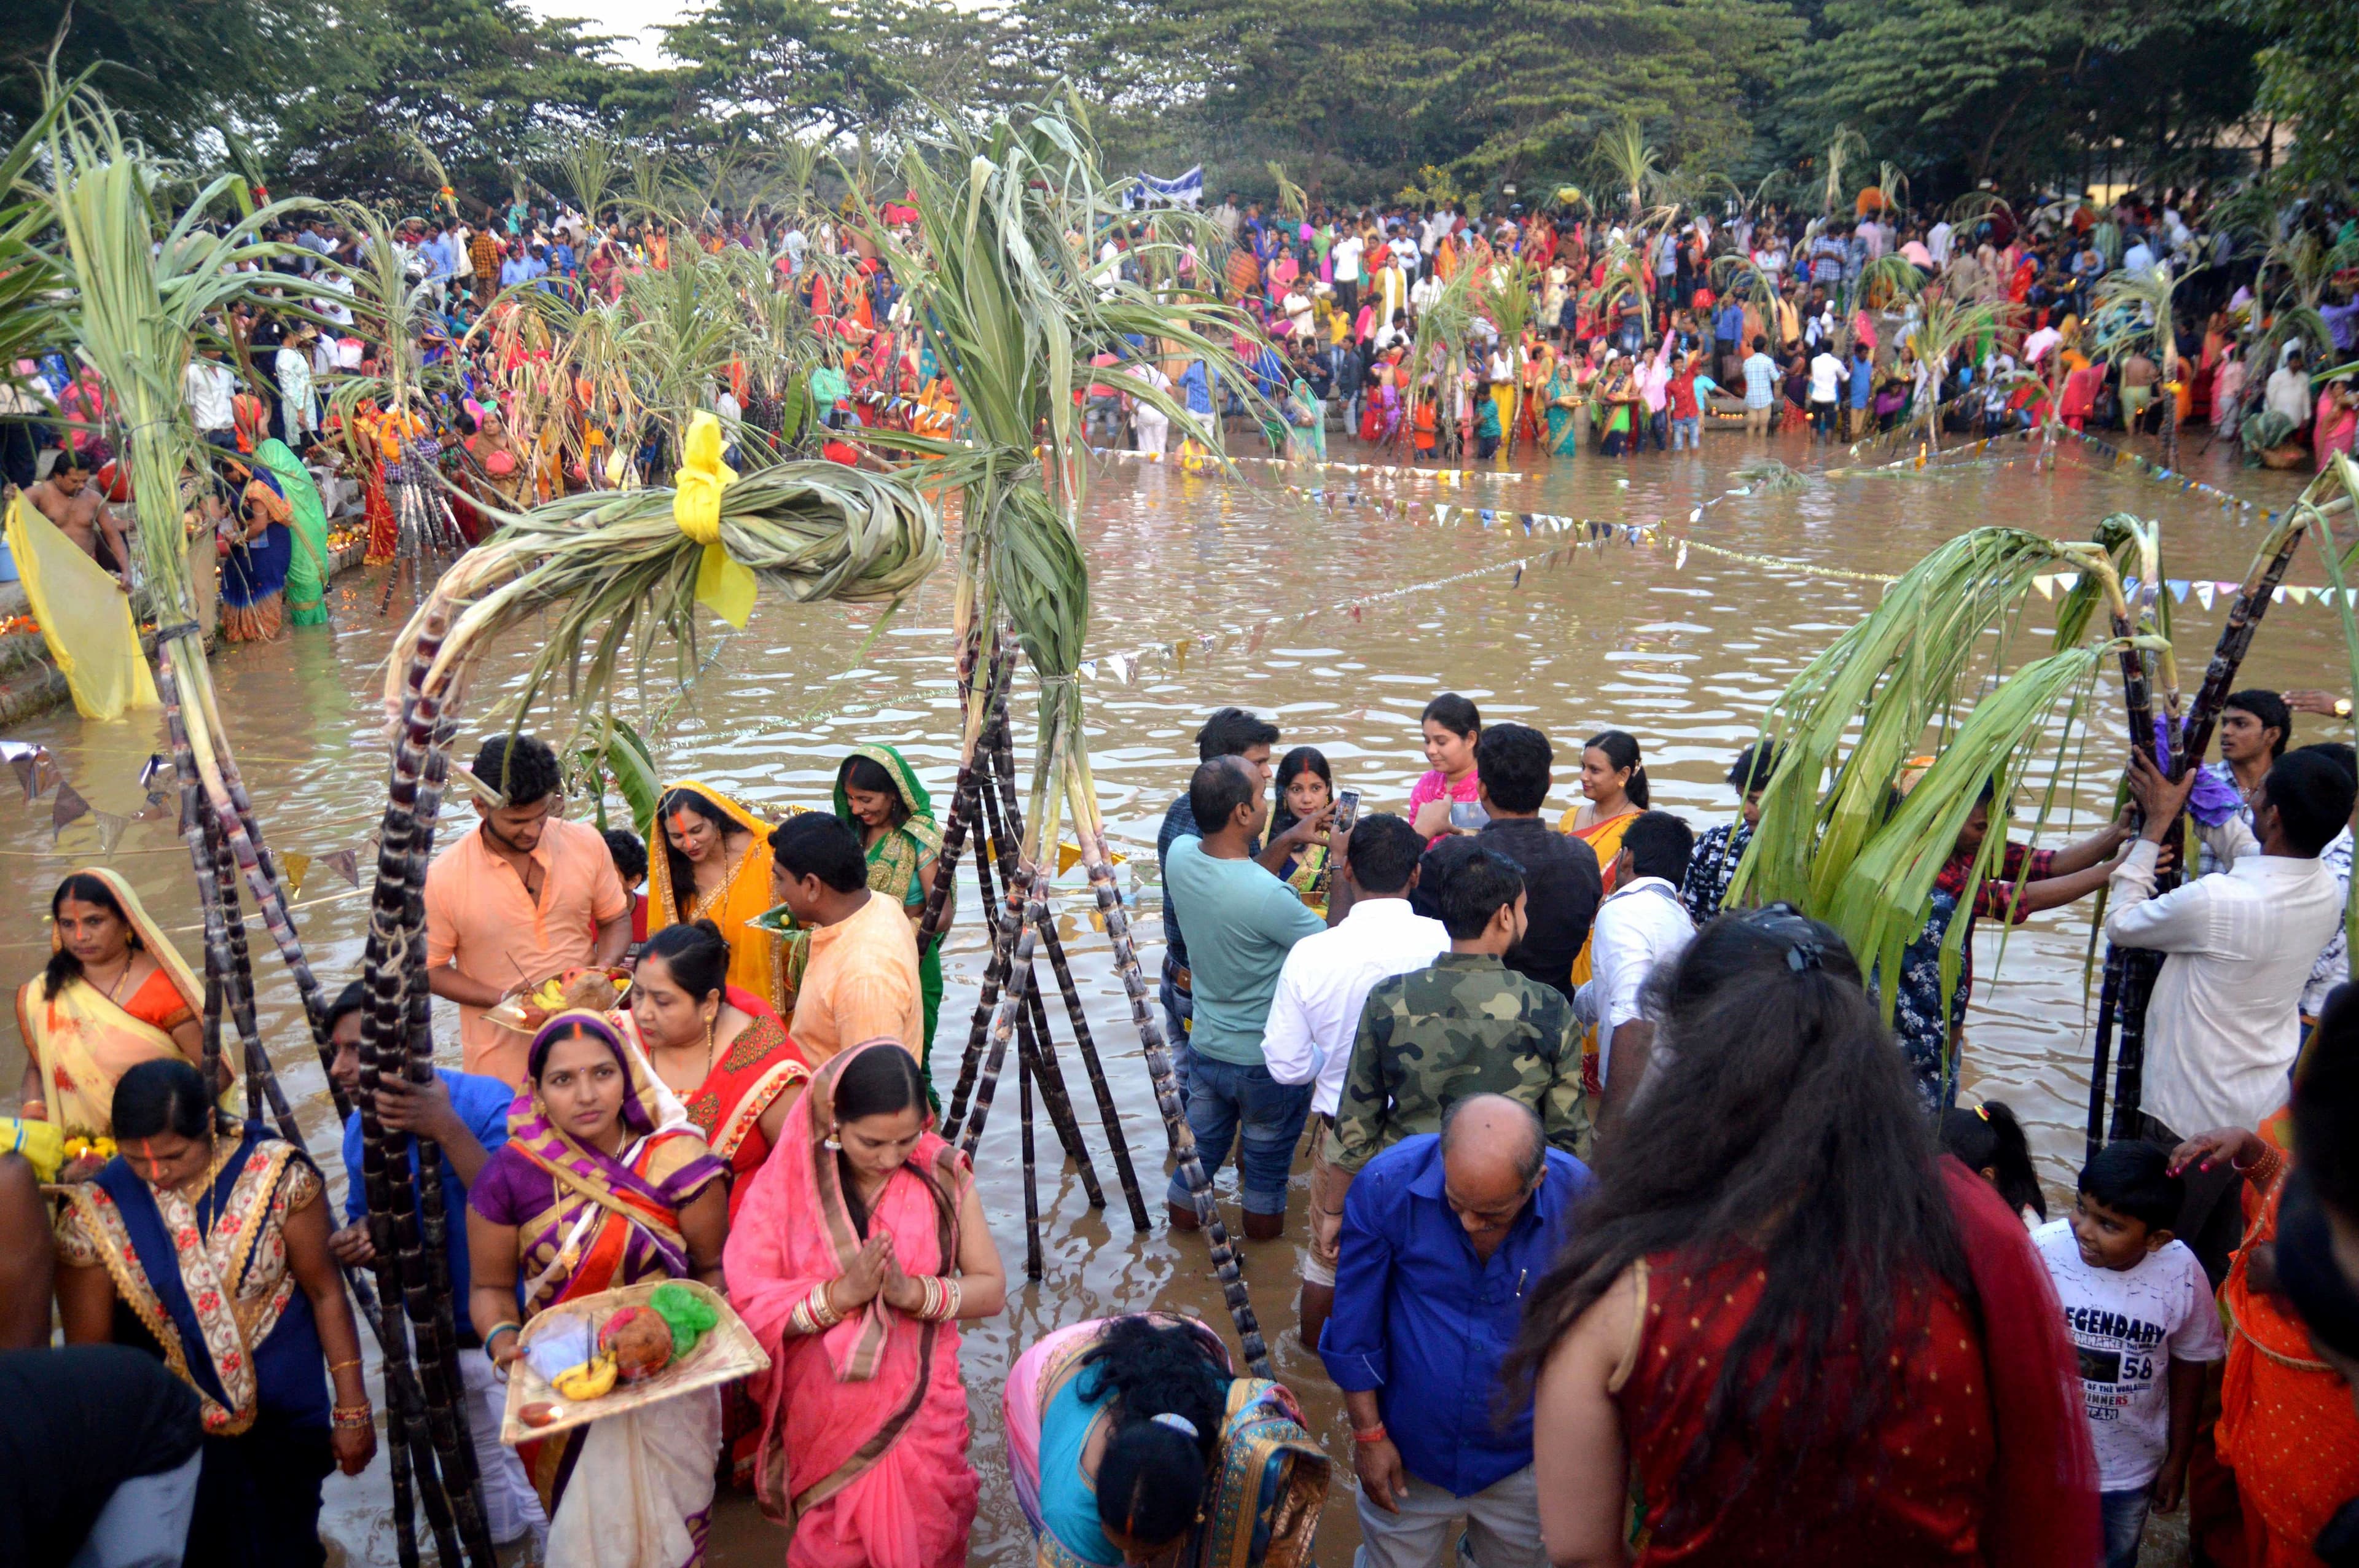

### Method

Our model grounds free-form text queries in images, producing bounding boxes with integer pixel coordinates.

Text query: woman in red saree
[467,1012,730,1568]
[726,1040,1007,1568]
[1518,908,2097,1567]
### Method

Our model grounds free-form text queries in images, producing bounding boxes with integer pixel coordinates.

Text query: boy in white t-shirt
[2037,1141,2226,1568]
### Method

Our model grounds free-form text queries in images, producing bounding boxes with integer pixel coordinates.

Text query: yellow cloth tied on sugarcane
[4,497,159,722]
[0,1118,65,1182]
[673,412,756,628]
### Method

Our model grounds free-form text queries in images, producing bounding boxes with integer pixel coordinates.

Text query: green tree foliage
[1,0,357,155]
[1778,0,2259,190]
[2239,0,2359,182]
[254,0,625,203]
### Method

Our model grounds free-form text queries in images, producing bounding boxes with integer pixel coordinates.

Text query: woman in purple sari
[466,1010,729,1568]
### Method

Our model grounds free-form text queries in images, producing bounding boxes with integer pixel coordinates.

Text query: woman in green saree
[833,745,948,1067]
[1544,354,1582,457]
[254,437,332,628]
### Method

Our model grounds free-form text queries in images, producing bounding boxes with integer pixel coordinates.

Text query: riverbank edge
[0,537,372,729]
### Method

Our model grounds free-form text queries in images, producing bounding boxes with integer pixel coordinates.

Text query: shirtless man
[18,450,131,592]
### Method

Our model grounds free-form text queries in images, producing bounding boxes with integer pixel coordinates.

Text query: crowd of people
[10,177,2359,671]
[3,676,2352,1568]
[6,169,2359,1568]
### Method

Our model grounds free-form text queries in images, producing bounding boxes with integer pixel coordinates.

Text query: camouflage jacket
[1323,951,1592,1172]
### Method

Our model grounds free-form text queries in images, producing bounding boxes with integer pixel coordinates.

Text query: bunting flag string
[1084,445,1528,485]
[0,740,382,866]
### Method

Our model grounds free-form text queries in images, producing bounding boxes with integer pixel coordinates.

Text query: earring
[824,1127,842,1152]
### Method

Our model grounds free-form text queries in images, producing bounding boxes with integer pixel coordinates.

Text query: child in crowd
[601,825,650,953]
[2035,1141,2225,1568]
[1939,1101,2047,1227]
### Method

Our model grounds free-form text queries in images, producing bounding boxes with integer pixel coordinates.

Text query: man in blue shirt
[1321,1096,1589,1568]
[1712,297,1746,383]
[1155,707,1284,1091]
[1162,754,1329,1239]
[321,983,545,1551]
[1846,340,1876,439]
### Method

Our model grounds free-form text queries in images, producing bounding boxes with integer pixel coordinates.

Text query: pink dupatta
[724,1040,977,1568]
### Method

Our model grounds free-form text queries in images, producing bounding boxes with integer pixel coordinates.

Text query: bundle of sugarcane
[867,88,1281,1373]
[1731,525,2142,1062]
[37,81,495,1565]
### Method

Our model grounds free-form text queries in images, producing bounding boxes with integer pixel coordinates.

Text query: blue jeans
[1671,415,1700,449]
[1165,1056,1312,1216]
[2099,1486,2150,1568]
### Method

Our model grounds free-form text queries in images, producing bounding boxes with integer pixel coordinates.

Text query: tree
[2238,0,2359,182]
[1,0,360,155]
[265,0,627,204]
[1778,0,2258,194]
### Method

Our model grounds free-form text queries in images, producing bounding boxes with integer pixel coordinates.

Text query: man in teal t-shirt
[1162,755,1326,1238]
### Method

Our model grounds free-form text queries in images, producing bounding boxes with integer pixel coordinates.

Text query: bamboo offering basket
[498,1279,768,1446]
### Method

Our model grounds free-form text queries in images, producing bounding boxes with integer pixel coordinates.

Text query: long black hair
[1269,746,1332,840]
[112,1058,230,1143]
[1081,1316,1226,1548]
[1506,907,1967,1539]
[657,788,737,920]
[1940,1101,2046,1222]
[1585,729,1649,808]
[45,872,139,1002]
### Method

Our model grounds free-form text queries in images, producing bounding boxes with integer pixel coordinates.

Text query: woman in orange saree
[467,1011,730,1567]
[726,1040,1007,1568]
[2173,1114,2359,1568]
[17,870,222,1156]
[1557,730,1650,1091]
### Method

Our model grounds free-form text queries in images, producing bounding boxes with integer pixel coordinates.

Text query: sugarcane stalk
[1019,1044,1043,1282]
[356,614,472,1567]
[939,819,1009,1144]
[2084,946,2124,1163]
[2108,949,2165,1141]
[1071,818,1271,1377]
[208,816,301,1144]
[181,666,351,1120]
[958,866,1049,1160]
[1019,969,1107,1209]
[1036,908,1151,1231]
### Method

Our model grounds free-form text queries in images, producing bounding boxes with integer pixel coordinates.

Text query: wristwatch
[2338,697,2353,720]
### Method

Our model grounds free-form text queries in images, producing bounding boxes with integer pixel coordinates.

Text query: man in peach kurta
[767,813,921,1063]
[423,735,631,1085]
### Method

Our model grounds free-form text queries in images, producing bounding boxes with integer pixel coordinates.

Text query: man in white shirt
[1741,335,1778,435]
[184,341,238,448]
[1574,812,1696,1123]
[1928,218,1954,268]
[1263,813,1447,1346]
[2107,747,2353,1281]
[275,324,319,441]
[1807,345,1844,439]
[1331,228,1365,319]
[1390,227,1422,281]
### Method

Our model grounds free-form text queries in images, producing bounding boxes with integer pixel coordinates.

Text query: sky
[522,0,673,69]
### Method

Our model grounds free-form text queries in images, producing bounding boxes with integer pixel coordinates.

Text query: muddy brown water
[1,422,2338,1564]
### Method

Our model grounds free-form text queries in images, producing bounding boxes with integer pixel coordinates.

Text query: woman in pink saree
[726,1040,1007,1568]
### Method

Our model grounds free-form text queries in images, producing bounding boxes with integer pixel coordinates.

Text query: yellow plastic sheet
[3,496,158,721]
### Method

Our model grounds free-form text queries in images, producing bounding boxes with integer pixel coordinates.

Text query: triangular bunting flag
[2032,575,2056,601]
[2272,586,2288,604]
[1675,542,1689,571]
[133,791,174,824]
[2167,580,2190,603]
[2287,585,2312,604]
[1689,509,1703,523]
[9,754,36,802]
[92,812,128,857]
[2057,572,2081,591]
[51,781,91,839]
[323,848,361,888]
[32,752,59,798]
[1433,505,1449,525]
[281,851,311,899]
[2194,581,2216,610]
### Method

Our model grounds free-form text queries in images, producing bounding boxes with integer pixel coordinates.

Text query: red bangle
[1353,1422,1388,1446]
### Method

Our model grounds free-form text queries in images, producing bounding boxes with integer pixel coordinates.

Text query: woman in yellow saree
[15,870,225,1151]
[647,782,783,1015]
[1555,731,1650,1094]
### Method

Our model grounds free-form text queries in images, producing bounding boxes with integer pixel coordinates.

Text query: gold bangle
[328,1357,363,1374]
